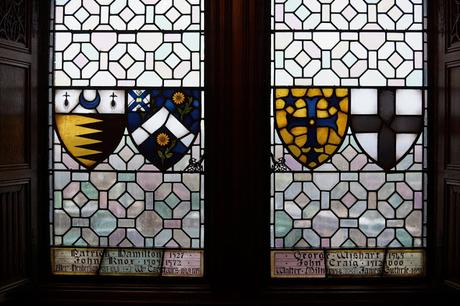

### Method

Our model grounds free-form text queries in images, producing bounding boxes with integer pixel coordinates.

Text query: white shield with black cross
[350,89,424,171]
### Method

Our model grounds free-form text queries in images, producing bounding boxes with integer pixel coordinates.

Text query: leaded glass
[49,0,205,277]
[270,0,427,278]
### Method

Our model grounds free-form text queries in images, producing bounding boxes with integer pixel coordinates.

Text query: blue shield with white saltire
[127,89,201,171]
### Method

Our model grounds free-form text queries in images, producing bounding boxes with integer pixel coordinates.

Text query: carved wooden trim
[0,0,28,48]
[451,0,460,45]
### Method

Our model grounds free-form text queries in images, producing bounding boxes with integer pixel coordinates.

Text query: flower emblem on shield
[275,88,349,170]
[127,89,201,171]
[350,89,424,171]
[54,90,126,170]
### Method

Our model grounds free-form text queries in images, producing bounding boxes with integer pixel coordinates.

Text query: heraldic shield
[127,89,201,171]
[350,89,424,171]
[54,90,126,170]
[275,88,349,170]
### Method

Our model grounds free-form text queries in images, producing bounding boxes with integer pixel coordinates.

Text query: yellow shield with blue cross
[275,88,349,170]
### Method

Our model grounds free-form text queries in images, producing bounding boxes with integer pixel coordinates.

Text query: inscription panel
[271,249,425,278]
[271,250,326,278]
[162,250,203,277]
[384,249,425,277]
[326,250,385,277]
[51,248,203,277]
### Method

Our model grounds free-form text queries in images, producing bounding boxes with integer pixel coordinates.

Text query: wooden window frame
[9,0,458,304]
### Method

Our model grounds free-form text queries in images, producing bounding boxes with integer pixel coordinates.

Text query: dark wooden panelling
[447,64,460,166]
[0,0,456,305]
[204,0,271,294]
[36,1,458,305]
[0,181,30,291]
[0,60,29,167]
[436,0,460,292]
[445,182,460,286]
[0,0,38,302]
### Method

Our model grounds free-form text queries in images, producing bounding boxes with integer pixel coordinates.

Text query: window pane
[270,0,427,278]
[49,0,205,277]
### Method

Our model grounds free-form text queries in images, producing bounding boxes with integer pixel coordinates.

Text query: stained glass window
[49,0,205,277]
[270,0,427,278]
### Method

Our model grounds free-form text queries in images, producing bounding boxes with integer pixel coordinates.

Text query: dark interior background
[0,0,459,305]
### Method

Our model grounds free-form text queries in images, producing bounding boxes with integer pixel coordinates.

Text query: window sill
[9,279,456,305]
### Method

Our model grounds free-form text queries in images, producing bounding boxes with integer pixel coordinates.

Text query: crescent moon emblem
[79,91,101,109]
